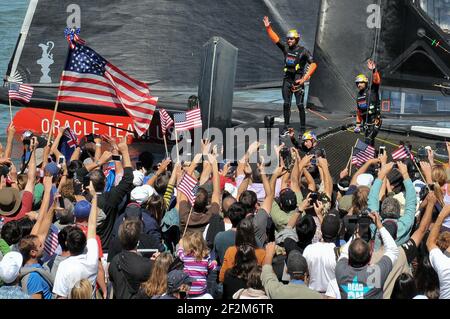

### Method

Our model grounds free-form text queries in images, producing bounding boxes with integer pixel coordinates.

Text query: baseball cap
[286,250,308,276]
[130,185,156,205]
[356,174,374,187]
[74,200,91,220]
[279,189,297,212]
[0,251,23,284]
[44,161,60,178]
[167,270,192,294]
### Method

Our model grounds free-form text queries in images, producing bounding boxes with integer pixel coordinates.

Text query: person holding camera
[335,212,399,299]
[263,16,317,137]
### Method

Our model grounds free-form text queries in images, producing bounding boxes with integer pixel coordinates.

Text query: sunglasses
[287,37,295,41]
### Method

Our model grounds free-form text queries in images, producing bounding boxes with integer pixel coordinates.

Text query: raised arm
[317,158,333,199]
[410,192,435,246]
[263,16,280,44]
[93,136,102,162]
[370,212,398,264]
[396,161,417,241]
[207,153,220,206]
[4,124,15,160]
[147,159,171,186]
[351,158,380,186]
[427,204,450,251]
[87,181,98,240]
[259,158,274,214]
[368,162,394,212]
[31,176,53,245]
[49,127,65,159]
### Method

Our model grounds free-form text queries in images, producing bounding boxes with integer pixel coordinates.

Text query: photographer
[368,161,416,248]
[335,212,399,299]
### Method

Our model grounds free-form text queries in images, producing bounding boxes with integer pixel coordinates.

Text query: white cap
[356,174,374,187]
[130,184,156,204]
[0,251,23,284]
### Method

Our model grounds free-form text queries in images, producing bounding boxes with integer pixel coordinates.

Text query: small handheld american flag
[174,108,202,133]
[159,108,174,135]
[177,173,199,205]
[8,83,34,103]
[352,139,375,167]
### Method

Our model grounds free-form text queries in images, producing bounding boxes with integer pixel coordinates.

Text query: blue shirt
[0,285,30,299]
[290,279,305,285]
[23,264,53,299]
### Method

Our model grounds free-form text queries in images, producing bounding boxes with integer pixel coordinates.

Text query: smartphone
[112,154,122,161]
[137,249,158,258]
[311,155,317,166]
[73,179,83,195]
[83,175,90,188]
[58,196,65,209]
[379,146,386,156]
[58,155,65,165]
[229,161,238,167]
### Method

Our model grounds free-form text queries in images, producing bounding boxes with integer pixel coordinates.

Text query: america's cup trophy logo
[37,41,55,83]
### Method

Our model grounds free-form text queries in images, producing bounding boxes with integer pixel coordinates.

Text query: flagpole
[182,206,194,239]
[163,134,169,159]
[47,99,60,146]
[8,99,13,124]
[175,130,180,163]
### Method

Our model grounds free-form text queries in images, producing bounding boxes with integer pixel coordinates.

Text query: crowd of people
[0,122,449,300]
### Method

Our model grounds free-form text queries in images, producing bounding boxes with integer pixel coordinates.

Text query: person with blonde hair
[135,252,174,299]
[177,232,217,299]
[69,279,92,299]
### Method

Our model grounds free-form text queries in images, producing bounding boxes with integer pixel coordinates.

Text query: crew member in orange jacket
[263,16,317,137]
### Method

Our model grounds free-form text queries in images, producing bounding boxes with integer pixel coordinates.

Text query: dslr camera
[22,130,33,146]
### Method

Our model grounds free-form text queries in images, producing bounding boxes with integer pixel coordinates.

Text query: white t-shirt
[53,238,99,298]
[235,175,282,202]
[429,247,450,299]
[303,242,337,293]
[325,278,341,299]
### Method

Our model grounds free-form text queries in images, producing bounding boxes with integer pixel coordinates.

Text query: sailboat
[2,0,450,142]
[0,0,322,141]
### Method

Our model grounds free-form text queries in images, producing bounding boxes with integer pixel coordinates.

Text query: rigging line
[57,110,136,134]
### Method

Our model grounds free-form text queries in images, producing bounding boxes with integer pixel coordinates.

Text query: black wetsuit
[356,74,382,146]
[276,42,314,132]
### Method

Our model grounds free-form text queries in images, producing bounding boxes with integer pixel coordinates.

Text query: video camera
[348,208,373,242]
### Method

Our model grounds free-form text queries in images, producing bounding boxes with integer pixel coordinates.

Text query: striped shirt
[177,247,217,296]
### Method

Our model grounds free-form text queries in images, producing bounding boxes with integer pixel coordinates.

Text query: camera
[112,154,122,161]
[356,208,373,242]
[58,156,65,165]
[0,165,10,177]
[417,147,428,161]
[22,130,33,146]
[309,192,319,205]
[314,148,327,159]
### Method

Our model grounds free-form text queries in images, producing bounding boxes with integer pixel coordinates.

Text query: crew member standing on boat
[354,59,382,146]
[263,16,317,138]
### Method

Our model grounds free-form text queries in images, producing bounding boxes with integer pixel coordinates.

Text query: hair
[141,252,174,297]
[144,194,166,224]
[250,163,262,184]
[352,186,370,215]
[239,191,257,215]
[187,95,199,110]
[414,245,440,299]
[69,279,93,299]
[432,165,447,206]
[58,226,75,252]
[222,196,237,218]
[89,169,106,192]
[228,244,258,281]
[18,234,39,263]
[235,218,257,247]
[296,215,317,249]
[18,218,35,238]
[337,176,351,194]
[17,174,28,191]
[348,238,371,268]
[391,273,418,299]
[182,232,210,261]
[56,200,75,225]
[118,219,142,250]
[1,220,22,245]
[154,172,170,195]
[246,266,264,290]
[60,181,76,202]
[66,226,87,256]
[437,231,450,252]
[227,202,247,228]
[193,188,208,213]
[380,196,401,219]
[139,151,154,172]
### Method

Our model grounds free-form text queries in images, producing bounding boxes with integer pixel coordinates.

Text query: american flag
[44,224,60,257]
[8,82,33,103]
[174,108,202,133]
[177,173,199,205]
[392,145,409,161]
[159,108,174,135]
[57,43,158,136]
[352,139,375,167]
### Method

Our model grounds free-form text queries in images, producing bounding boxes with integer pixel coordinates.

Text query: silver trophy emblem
[37,41,55,83]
